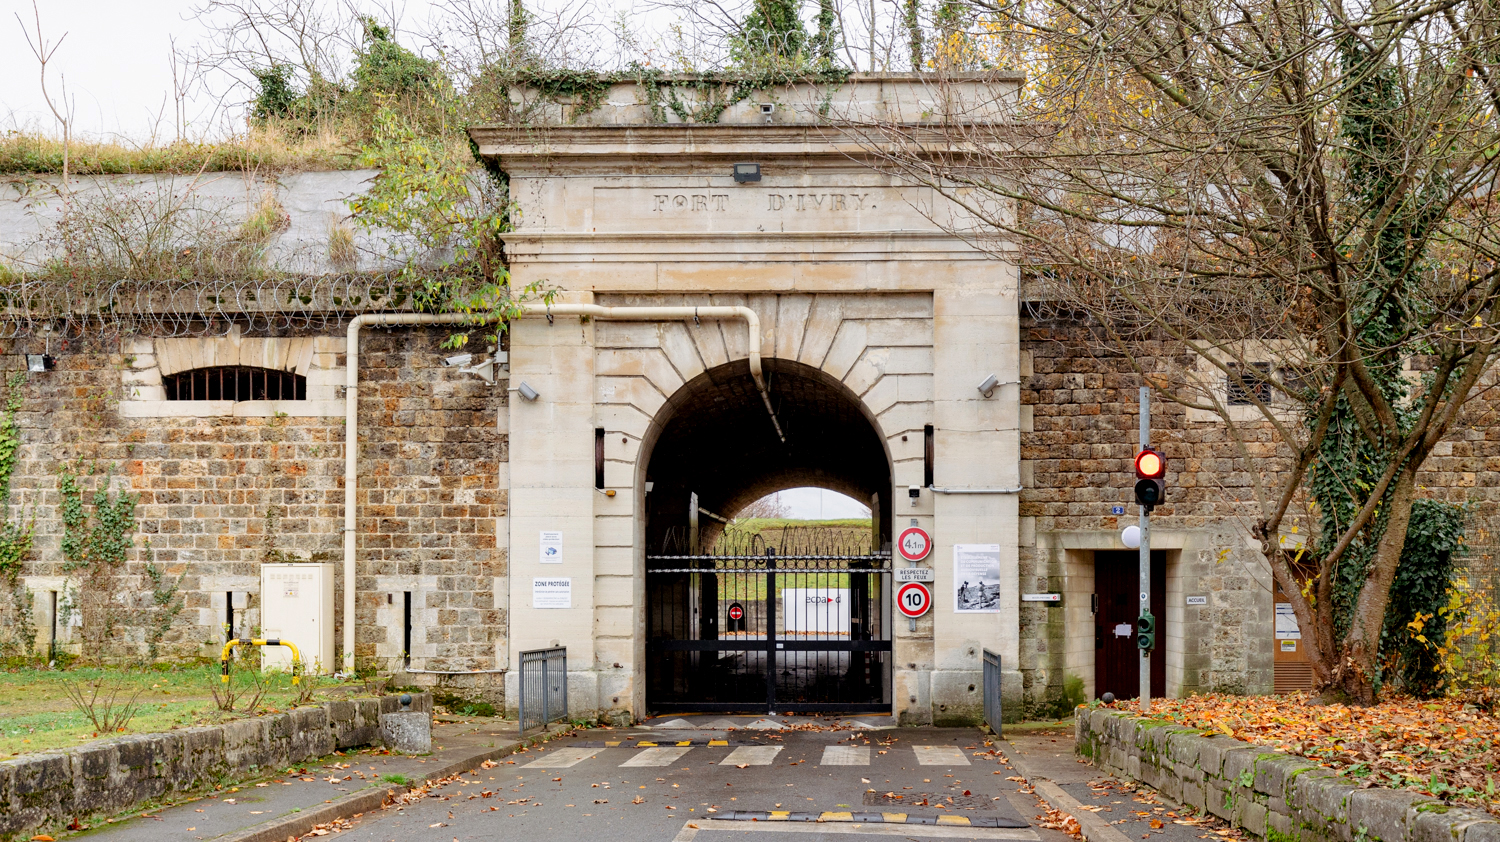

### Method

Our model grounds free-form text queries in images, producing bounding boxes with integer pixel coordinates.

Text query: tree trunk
[1334,468,1418,703]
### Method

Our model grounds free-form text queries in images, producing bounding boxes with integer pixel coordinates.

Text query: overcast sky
[761,488,872,520]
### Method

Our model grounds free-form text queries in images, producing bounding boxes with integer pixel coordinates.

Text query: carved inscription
[653,194,729,212]
[648,192,875,212]
[767,193,872,211]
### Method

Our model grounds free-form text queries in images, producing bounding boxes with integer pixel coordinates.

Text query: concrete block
[1234,797,1269,838]
[1349,789,1427,842]
[1465,823,1500,842]
[1221,747,1263,789]
[1256,753,1318,800]
[379,711,432,753]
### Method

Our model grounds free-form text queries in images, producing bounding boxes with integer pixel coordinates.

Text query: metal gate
[646,533,892,714]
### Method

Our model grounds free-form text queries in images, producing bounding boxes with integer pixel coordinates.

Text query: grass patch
[0,663,381,757]
[0,127,367,175]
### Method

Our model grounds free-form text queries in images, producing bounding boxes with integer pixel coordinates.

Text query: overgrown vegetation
[57,462,137,664]
[0,373,37,659]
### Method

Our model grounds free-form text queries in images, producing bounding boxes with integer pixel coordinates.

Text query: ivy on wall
[0,372,36,657]
[58,461,137,663]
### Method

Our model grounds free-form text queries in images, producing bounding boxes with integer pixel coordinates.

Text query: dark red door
[1094,550,1165,700]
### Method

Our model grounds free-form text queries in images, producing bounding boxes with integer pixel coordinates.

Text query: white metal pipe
[926,486,1024,494]
[342,304,774,673]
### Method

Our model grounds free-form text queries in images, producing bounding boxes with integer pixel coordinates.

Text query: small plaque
[1021,593,1061,603]
[1111,506,1126,515]
[1186,595,1208,606]
[1280,639,1297,652]
[895,567,935,583]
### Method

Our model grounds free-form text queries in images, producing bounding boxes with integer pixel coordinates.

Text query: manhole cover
[862,791,995,811]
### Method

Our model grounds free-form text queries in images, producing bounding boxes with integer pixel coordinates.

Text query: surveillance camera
[442,353,473,368]
[516,381,540,402]
[977,373,999,397]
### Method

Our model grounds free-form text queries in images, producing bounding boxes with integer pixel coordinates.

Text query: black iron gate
[646,535,892,714]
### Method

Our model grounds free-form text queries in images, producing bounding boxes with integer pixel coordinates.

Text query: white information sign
[1021,593,1061,603]
[1186,595,1209,606]
[533,577,572,609]
[782,589,851,635]
[894,567,935,583]
[540,531,563,564]
[1275,602,1301,639]
[954,544,1001,613]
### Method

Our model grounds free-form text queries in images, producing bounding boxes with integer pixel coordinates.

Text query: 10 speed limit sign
[897,582,932,618]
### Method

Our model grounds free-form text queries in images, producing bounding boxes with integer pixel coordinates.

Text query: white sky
[761,487,871,520]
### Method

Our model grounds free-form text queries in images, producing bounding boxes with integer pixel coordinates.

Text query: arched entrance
[639,358,894,714]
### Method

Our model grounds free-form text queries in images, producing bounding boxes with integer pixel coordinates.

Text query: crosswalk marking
[913,745,970,766]
[820,745,870,766]
[521,746,601,768]
[720,745,783,766]
[621,746,693,767]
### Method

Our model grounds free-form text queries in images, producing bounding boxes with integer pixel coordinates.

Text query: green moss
[1267,828,1299,842]
[1414,804,1450,814]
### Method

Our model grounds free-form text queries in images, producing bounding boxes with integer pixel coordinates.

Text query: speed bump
[720,810,1030,827]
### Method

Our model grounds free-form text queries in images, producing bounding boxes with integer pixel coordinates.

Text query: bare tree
[855,0,1500,701]
[16,1,74,202]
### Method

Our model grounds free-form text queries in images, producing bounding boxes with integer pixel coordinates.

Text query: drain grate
[862,791,996,811]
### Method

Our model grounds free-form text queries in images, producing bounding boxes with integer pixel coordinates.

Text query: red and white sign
[897,527,932,562]
[727,603,744,621]
[896,582,932,618]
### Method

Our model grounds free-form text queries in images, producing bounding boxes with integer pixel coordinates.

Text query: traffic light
[1137,611,1157,650]
[1134,448,1166,511]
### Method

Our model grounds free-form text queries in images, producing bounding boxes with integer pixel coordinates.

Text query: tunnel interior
[640,357,894,713]
[642,357,893,552]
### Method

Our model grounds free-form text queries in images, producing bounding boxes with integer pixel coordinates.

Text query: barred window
[1225,362,1273,406]
[163,366,306,401]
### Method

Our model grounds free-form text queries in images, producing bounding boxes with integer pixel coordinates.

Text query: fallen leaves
[1147,692,1499,817]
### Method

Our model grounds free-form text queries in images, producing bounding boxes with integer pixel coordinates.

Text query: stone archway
[638,357,894,714]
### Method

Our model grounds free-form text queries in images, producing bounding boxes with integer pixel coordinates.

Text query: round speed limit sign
[897,526,932,561]
[897,582,932,618]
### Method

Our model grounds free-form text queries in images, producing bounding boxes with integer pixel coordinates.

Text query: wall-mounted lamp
[26,355,54,373]
[644,481,655,493]
[597,488,617,497]
[733,162,761,183]
[977,373,999,398]
[516,381,540,402]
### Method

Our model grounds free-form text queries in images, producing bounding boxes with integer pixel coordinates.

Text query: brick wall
[0,326,506,698]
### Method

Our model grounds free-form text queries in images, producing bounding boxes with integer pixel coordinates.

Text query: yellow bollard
[220,638,303,685]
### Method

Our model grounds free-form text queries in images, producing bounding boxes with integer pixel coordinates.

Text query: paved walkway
[70,717,566,842]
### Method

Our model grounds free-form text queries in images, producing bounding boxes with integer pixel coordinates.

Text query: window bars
[518,647,568,735]
[163,366,307,401]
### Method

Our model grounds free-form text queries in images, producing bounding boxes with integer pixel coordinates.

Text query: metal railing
[518,647,567,734]
[982,649,1002,736]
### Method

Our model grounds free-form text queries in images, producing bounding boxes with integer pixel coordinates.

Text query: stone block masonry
[0,692,431,840]
[1075,708,1499,842]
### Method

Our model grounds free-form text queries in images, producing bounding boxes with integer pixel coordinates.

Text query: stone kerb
[1075,708,1499,842]
[0,692,432,840]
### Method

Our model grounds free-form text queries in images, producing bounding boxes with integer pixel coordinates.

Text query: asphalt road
[328,726,1051,842]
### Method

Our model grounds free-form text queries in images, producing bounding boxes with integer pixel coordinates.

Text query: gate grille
[647,532,892,714]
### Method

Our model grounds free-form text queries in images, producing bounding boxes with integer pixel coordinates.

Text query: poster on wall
[540,531,563,564]
[954,544,1002,612]
[533,577,572,609]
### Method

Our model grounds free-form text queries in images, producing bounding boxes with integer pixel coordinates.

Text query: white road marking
[820,745,871,766]
[677,818,1039,839]
[520,746,601,768]
[620,746,693,767]
[913,745,971,766]
[719,745,783,766]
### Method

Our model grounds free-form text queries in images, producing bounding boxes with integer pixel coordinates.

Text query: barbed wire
[0,274,433,340]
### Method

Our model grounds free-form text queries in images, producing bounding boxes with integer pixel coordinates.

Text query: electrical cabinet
[259,563,335,674]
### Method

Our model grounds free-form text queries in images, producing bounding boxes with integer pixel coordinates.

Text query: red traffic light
[1134,448,1165,479]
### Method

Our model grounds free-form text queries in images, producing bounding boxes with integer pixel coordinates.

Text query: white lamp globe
[1121,525,1141,549]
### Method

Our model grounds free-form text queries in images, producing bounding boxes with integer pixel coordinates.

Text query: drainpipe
[342,304,778,673]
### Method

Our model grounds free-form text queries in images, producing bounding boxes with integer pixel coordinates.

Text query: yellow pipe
[220,638,303,685]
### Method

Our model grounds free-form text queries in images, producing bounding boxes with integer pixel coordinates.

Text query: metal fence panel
[982,649,1002,736]
[519,647,567,734]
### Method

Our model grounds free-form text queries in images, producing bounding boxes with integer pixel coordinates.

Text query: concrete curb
[1030,779,1136,842]
[213,723,574,842]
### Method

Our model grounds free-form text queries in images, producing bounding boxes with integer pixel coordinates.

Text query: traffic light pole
[1139,386,1151,714]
